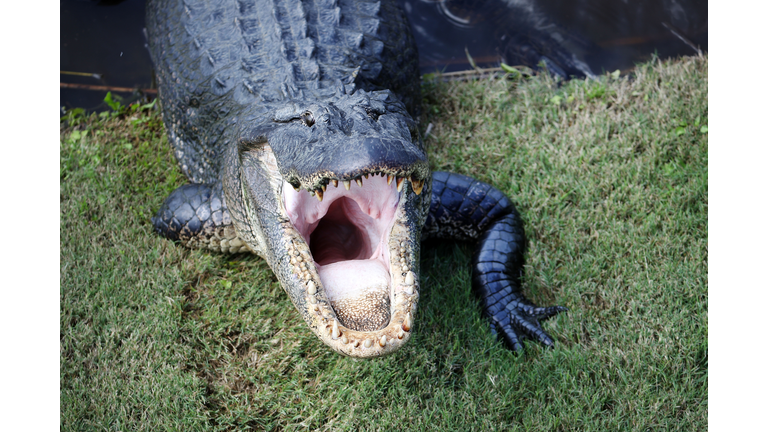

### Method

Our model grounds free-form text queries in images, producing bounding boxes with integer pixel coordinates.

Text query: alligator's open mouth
[278,170,422,357]
[285,173,400,331]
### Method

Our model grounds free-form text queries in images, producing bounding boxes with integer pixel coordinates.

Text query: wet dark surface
[60,0,707,112]
[61,0,154,112]
[406,0,707,77]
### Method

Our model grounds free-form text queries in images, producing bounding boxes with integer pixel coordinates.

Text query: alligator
[146,0,566,358]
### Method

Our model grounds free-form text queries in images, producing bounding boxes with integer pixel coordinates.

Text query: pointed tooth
[292,184,300,192]
[307,280,316,295]
[331,319,341,339]
[398,330,405,339]
[316,188,324,201]
[405,271,415,285]
[363,173,369,179]
[396,177,405,192]
[331,179,338,188]
[343,180,351,190]
[322,184,327,192]
[341,335,348,344]
[355,177,363,188]
[403,313,412,332]
[387,174,394,185]
[411,177,424,195]
[404,284,414,295]
[364,339,373,348]
[379,335,387,347]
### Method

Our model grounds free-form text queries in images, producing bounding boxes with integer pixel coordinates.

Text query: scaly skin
[424,172,567,351]
[148,0,565,357]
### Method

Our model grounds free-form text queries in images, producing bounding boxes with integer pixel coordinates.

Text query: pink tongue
[317,259,391,331]
[318,259,390,302]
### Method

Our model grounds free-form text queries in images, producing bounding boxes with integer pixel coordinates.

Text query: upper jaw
[280,142,430,198]
[265,99,429,195]
[287,169,426,203]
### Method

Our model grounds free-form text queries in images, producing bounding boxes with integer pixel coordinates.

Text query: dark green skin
[149,0,565,356]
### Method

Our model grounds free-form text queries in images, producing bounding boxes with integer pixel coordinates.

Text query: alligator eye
[365,108,380,121]
[301,111,315,127]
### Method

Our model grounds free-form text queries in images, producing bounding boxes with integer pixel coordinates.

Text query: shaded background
[60,0,707,112]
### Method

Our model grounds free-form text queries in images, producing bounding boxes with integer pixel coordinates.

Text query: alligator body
[147,0,565,357]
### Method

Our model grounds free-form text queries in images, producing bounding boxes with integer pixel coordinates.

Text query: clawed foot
[487,302,567,352]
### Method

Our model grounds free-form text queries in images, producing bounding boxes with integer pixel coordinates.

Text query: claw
[533,306,568,321]
[499,322,524,352]
[491,301,566,352]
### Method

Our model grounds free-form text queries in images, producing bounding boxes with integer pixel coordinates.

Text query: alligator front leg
[152,182,252,254]
[423,171,567,351]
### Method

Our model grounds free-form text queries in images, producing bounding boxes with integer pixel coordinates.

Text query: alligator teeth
[321,184,327,192]
[364,338,373,348]
[316,188,324,201]
[331,179,338,188]
[331,319,341,339]
[403,313,412,332]
[405,271,415,285]
[396,176,405,192]
[363,173,369,179]
[307,280,317,295]
[411,177,424,195]
[343,180,351,190]
[387,174,394,185]
[355,177,363,188]
[379,335,387,347]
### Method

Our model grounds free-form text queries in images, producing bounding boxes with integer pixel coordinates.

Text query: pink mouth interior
[309,197,374,265]
[283,174,400,326]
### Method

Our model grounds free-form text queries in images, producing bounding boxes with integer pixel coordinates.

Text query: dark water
[60,0,707,112]
[60,0,154,112]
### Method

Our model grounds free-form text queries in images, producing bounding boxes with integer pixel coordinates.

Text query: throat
[309,197,374,265]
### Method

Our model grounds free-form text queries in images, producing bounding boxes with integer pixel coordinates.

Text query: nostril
[301,111,315,127]
[365,108,380,121]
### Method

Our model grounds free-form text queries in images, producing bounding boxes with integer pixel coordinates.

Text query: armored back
[146,0,421,184]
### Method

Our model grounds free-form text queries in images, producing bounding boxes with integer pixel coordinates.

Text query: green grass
[60,54,707,431]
